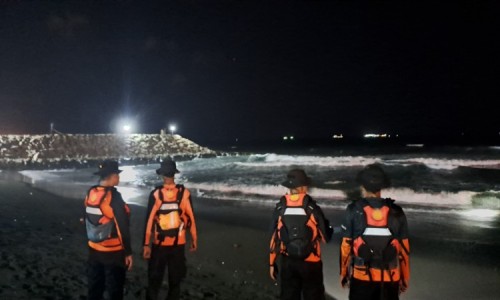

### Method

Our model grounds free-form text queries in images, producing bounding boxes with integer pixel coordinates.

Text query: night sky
[0,1,498,144]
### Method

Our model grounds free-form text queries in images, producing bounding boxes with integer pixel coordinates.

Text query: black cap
[94,160,122,177]
[156,157,180,177]
[356,164,391,193]
[281,169,311,189]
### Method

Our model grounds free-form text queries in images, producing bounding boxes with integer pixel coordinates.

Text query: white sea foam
[232,154,500,170]
[384,188,478,206]
[235,154,381,168]
[386,158,500,170]
[186,182,346,199]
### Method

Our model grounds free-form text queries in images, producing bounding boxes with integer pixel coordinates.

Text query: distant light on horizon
[364,133,389,139]
[333,134,344,139]
[123,125,131,132]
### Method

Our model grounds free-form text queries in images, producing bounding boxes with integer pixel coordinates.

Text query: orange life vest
[153,184,185,245]
[352,199,400,282]
[84,186,129,252]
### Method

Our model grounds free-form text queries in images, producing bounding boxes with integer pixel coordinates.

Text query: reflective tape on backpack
[86,207,103,215]
[284,208,307,216]
[160,203,179,210]
[363,227,392,236]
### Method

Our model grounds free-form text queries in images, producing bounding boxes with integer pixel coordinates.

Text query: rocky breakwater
[0,133,215,169]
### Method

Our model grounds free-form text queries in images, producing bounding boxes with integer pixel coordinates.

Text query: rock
[0,133,215,169]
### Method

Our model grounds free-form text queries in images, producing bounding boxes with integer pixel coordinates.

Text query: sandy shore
[1,174,499,300]
[0,177,307,300]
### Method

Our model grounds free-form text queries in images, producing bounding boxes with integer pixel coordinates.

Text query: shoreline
[1,174,500,299]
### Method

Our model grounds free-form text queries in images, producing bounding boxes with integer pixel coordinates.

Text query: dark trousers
[349,278,399,300]
[146,244,187,300]
[87,249,126,300]
[280,256,325,300]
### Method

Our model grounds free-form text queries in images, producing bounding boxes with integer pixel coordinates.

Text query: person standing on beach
[269,169,332,300]
[84,160,133,300]
[340,164,410,300]
[142,157,198,300]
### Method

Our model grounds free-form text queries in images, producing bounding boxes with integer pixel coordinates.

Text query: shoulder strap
[277,196,286,216]
[155,186,165,202]
[176,184,185,204]
[302,195,314,217]
[355,198,369,210]
[87,186,110,206]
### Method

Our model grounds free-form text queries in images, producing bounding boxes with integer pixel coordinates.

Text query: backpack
[155,184,185,243]
[277,194,317,259]
[352,198,398,272]
[85,187,114,243]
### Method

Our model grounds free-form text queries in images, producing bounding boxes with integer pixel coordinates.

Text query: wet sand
[1,175,499,299]
[0,177,331,300]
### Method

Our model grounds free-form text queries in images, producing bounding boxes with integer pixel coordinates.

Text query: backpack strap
[277,196,287,217]
[302,195,314,218]
[175,184,185,204]
[354,198,370,210]
[302,195,321,256]
[155,185,165,202]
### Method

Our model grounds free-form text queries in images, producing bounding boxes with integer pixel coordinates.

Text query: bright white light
[116,117,137,134]
[290,136,294,140]
[333,134,344,139]
[169,125,177,135]
[283,136,288,140]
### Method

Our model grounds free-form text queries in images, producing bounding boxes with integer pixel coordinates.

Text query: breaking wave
[232,154,500,170]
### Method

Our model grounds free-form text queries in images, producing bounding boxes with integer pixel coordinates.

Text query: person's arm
[398,209,410,292]
[340,204,354,287]
[143,190,157,247]
[111,191,132,256]
[311,201,330,243]
[269,203,281,280]
[181,189,197,251]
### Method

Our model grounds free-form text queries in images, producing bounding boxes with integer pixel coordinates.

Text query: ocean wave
[186,182,346,199]
[386,158,500,170]
[186,182,500,209]
[232,154,500,170]
[235,154,381,168]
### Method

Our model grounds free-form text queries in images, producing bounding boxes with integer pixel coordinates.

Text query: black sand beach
[0,176,323,300]
[1,174,499,300]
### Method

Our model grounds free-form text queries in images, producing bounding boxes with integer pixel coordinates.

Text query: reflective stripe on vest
[284,207,307,215]
[363,227,392,236]
[86,206,103,215]
[160,203,179,210]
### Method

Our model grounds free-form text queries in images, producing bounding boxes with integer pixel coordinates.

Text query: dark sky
[0,1,498,144]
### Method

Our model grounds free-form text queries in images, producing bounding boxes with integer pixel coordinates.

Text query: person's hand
[399,279,408,293]
[190,240,198,252]
[143,246,151,260]
[125,255,133,271]
[270,265,277,281]
[340,276,350,288]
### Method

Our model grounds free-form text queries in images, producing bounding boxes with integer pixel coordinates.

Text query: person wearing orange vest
[340,164,410,300]
[142,158,197,300]
[269,169,332,300]
[84,160,133,300]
